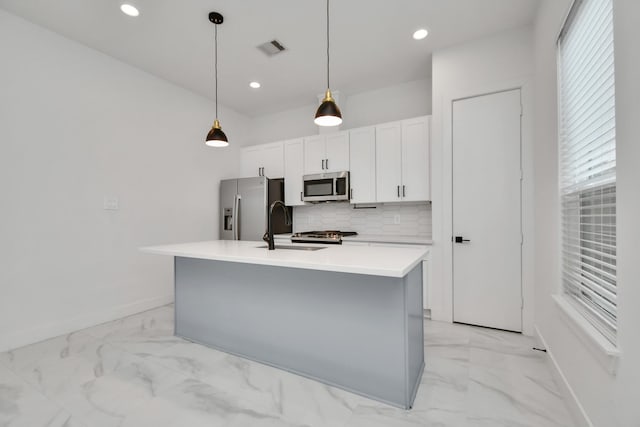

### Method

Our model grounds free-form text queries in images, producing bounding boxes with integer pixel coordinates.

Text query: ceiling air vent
[257,39,287,57]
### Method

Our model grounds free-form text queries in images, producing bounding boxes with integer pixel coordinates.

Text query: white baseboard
[0,294,174,352]
[534,325,593,427]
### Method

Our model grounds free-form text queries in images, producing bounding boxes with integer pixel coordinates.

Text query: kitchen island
[141,240,427,409]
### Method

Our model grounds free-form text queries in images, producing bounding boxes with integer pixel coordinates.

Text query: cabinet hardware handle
[325,158,329,170]
[402,185,406,197]
[397,185,400,197]
[321,159,325,170]
[350,188,353,199]
[300,191,303,201]
[454,236,471,243]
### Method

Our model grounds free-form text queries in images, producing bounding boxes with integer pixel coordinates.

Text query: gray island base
[174,256,424,409]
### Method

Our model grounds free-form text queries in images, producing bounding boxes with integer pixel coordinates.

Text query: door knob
[454,236,471,243]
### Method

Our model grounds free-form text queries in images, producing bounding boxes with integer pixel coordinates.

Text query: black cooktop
[291,230,358,244]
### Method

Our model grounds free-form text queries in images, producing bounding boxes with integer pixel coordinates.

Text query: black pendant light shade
[205,12,229,147]
[315,0,342,127]
[206,119,228,147]
[315,89,342,126]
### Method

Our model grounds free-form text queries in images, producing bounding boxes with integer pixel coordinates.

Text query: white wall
[248,78,432,144]
[533,1,640,425]
[0,10,250,351]
[430,26,535,333]
[343,79,432,130]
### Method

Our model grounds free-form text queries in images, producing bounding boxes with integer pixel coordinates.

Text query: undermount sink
[256,245,326,251]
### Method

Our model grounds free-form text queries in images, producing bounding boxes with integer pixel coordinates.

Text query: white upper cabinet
[283,138,305,206]
[303,135,326,174]
[375,122,403,202]
[303,132,349,174]
[241,115,430,205]
[348,126,376,204]
[324,132,350,172]
[240,141,284,178]
[241,146,262,178]
[401,116,430,202]
[375,116,430,202]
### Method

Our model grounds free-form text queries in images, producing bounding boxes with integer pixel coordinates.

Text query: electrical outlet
[393,215,401,224]
[103,196,119,210]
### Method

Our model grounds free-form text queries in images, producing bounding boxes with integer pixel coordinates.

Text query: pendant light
[206,12,229,147]
[314,0,342,127]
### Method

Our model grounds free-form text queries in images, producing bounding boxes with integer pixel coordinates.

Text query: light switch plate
[103,196,119,210]
[393,215,401,224]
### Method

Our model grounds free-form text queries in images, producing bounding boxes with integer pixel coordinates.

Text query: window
[558,0,616,344]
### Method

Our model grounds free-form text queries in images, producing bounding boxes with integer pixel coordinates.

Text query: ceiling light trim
[120,4,139,17]
[412,28,429,40]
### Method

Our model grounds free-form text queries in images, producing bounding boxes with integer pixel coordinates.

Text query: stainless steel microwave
[302,171,350,202]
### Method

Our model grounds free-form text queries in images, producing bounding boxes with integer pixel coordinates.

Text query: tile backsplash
[293,202,432,238]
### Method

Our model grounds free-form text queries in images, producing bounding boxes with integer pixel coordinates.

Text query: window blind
[558,0,617,344]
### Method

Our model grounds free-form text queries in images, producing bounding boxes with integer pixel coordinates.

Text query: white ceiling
[0,0,539,117]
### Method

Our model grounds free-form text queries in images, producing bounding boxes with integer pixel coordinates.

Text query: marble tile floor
[0,305,576,427]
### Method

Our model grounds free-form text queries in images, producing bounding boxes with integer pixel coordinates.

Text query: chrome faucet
[264,200,292,250]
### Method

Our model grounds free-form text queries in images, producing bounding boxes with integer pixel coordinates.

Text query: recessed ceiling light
[413,29,428,40]
[120,4,139,17]
[249,81,261,89]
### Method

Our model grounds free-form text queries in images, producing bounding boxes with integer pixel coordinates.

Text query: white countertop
[140,240,427,278]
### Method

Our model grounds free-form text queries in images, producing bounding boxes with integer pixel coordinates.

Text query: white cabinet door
[240,142,284,178]
[401,117,430,201]
[303,135,326,174]
[283,138,305,206]
[262,142,284,178]
[375,122,402,202]
[324,132,350,172]
[240,146,263,177]
[304,133,349,174]
[349,127,376,203]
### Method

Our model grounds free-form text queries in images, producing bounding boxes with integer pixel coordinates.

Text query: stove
[290,230,357,244]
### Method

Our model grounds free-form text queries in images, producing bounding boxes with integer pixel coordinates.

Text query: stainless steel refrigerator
[219,177,292,241]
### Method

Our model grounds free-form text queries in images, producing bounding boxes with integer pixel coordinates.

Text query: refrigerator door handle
[233,194,241,240]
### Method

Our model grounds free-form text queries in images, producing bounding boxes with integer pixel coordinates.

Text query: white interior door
[452,89,522,332]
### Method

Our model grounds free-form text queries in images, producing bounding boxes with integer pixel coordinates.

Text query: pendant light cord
[215,23,219,119]
[326,0,330,89]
